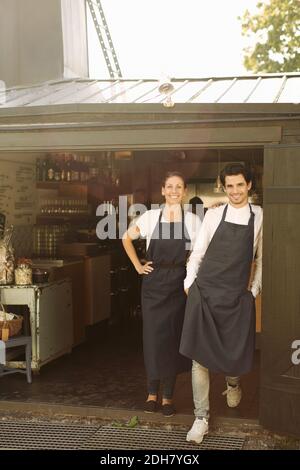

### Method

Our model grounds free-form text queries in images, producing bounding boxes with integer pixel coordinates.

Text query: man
[180,163,263,444]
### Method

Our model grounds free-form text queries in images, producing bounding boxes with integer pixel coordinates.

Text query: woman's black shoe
[144,400,158,413]
[162,403,176,417]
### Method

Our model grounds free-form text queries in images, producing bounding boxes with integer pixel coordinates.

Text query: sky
[87,0,260,79]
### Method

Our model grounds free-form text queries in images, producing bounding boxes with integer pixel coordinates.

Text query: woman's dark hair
[220,163,253,186]
[162,171,187,188]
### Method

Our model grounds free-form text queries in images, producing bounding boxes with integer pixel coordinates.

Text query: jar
[14,264,32,285]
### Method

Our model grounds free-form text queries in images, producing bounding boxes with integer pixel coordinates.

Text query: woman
[122,172,201,417]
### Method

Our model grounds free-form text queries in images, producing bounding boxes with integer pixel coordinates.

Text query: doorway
[0,146,264,422]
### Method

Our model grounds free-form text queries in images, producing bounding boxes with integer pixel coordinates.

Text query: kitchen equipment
[32,268,50,284]
[84,254,110,325]
[58,242,100,257]
[33,224,69,258]
[76,228,98,243]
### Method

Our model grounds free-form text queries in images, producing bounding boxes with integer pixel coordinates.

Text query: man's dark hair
[220,164,252,186]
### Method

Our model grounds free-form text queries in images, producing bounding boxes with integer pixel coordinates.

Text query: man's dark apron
[180,204,256,376]
[142,210,191,381]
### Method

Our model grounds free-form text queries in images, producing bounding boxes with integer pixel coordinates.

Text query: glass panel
[246,78,282,103]
[109,81,156,103]
[31,81,91,106]
[93,81,139,103]
[0,85,46,107]
[59,81,111,103]
[138,81,206,104]
[218,79,259,103]
[135,85,166,103]
[192,80,232,103]
[278,77,300,103]
[172,81,208,102]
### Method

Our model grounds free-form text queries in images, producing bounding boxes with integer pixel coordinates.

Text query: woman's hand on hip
[137,261,154,275]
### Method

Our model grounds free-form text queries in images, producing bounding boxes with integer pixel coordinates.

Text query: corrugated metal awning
[0,73,299,109]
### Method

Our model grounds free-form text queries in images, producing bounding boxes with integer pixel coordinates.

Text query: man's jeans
[192,360,240,419]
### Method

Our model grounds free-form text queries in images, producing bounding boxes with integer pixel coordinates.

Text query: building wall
[0,0,88,87]
[61,0,88,78]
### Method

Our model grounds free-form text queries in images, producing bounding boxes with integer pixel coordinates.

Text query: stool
[0,336,32,383]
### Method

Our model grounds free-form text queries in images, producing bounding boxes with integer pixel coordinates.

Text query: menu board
[0,160,36,226]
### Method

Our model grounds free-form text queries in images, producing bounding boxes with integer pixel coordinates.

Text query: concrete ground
[0,319,258,419]
[0,407,299,450]
[0,319,299,450]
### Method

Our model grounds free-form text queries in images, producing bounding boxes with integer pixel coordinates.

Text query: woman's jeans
[192,360,240,419]
[147,376,176,400]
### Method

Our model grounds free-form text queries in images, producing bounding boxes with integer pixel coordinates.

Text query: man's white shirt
[184,203,263,297]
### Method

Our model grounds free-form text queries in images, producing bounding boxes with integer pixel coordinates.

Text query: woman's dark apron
[142,210,191,381]
[180,204,256,376]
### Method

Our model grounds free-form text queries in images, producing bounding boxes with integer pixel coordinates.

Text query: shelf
[36,181,87,190]
[36,214,92,224]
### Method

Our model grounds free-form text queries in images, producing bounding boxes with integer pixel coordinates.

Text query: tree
[240,0,300,73]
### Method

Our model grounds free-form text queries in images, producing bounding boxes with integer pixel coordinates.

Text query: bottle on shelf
[59,154,66,181]
[36,153,103,185]
[54,156,61,182]
[71,154,80,182]
[65,154,72,182]
[36,158,42,181]
[47,155,55,181]
[79,155,88,183]
[41,156,48,181]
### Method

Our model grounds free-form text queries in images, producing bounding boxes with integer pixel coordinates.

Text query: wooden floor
[0,320,259,419]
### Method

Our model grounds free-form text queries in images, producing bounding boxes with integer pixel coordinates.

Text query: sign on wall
[0,161,36,226]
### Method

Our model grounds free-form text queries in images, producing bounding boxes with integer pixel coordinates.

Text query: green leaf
[239,0,300,73]
[126,415,139,428]
[111,420,124,428]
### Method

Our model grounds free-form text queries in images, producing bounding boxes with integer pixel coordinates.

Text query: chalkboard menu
[0,161,36,225]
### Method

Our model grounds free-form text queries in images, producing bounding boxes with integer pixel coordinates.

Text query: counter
[33,253,111,344]
[0,279,73,372]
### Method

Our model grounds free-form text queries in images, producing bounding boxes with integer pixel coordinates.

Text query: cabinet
[48,260,86,346]
[0,280,73,372]
[84,254,111,325]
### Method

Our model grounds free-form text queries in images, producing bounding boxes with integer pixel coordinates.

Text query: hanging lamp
[213,150,223,193]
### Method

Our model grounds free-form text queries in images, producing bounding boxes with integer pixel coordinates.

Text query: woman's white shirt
[184,203,263,297]
[135,208,201,251]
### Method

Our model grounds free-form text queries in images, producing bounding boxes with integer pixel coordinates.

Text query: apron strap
[248,203,255,225]
[159,207,186,240]
[221,204,228,221]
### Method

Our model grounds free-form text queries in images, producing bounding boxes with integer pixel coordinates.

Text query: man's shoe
[162,403,176,417]
[186,418,208,444]
[144,400,158,413]
[222,384,242,408]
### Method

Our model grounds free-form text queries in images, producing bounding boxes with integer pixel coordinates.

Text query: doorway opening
[0,146,263,420]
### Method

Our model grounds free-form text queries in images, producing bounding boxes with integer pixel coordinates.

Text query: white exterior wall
[61,0,89,78]
[0,0,88,87]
